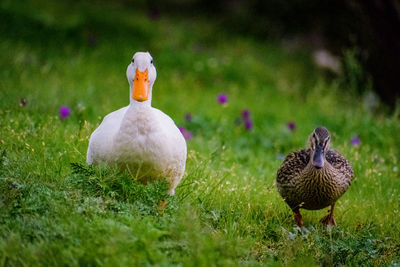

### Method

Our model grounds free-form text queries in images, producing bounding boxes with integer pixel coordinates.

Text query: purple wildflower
[351,136,361,147]
[217,94,228,104]
[59,106,71,119]
[287,122,296,131]
[20,98,27,107]
[185,113,193,123]
[179,127,193,140]
[244,119,253,131]
[242,109,250,120]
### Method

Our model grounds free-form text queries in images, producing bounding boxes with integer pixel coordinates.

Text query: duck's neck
[304,163,326,175]
[130,99,152,108]
[304,160,335,179]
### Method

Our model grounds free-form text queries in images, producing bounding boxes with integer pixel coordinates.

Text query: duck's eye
[323,137,330,148]
[131,59,135,63]
[151,59,153,64]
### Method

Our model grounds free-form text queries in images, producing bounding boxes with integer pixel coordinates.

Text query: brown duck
[276,126,353,227]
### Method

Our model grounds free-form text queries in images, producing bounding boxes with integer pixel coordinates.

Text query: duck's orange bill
[132,68,149,102]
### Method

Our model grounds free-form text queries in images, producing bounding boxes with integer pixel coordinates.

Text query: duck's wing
[276,149,310,209]
[276,149,310,185]
[151,108,187,157]
[87,106,128,164]
[326,150,354,182]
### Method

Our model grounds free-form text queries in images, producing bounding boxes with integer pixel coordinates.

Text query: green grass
[1,1,399,266]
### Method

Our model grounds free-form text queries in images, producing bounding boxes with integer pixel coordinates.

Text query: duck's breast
[296,168,342,210]
[113,106,187,177]
[87,106,128,164]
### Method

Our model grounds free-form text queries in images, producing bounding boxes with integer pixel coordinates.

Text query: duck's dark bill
[312,146,324,169]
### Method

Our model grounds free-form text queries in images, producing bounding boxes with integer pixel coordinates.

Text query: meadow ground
[0,1,399,266]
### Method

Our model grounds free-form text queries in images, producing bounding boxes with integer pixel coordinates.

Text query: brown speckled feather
[276,149,310,185]
[276,149,310,210]
[326,150,354,184]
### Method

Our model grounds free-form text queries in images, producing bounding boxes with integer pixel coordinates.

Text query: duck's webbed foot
[320,203,337,226]
[293,209,303,228]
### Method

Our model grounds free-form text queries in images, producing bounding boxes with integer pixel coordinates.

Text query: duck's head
[307,126,331,169]
[126,52,157,103]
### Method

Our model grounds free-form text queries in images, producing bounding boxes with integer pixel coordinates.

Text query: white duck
[86,52,187,195]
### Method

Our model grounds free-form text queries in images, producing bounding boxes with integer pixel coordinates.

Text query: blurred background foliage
[1,0,399,108]
[154,0,400,108]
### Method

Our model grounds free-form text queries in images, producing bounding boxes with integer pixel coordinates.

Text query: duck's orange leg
[320,203,337,226]
[293,209,303,228]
